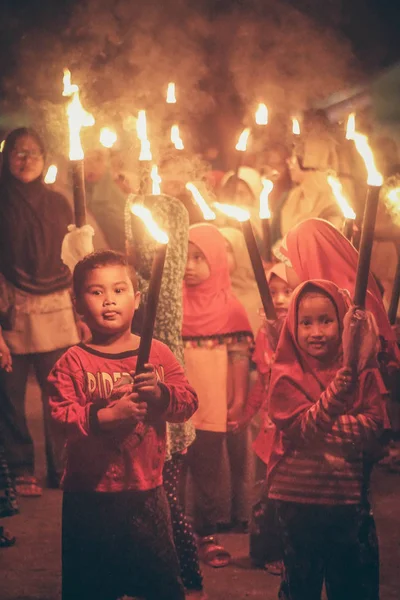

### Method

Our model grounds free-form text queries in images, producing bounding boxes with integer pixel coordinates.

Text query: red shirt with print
[48,340,198,492]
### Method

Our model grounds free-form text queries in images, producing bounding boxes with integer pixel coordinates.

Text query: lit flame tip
[346,113,356,140]
[327,175,356,220]
[130,204,169,244]
[214,202,250,222]
[352,132,383,187]
[235,128,251,152]
[171,124,184,150]
[255,103,268,126]
[44,164,58,185]
[166,82,177,104]
[151,165,162,195]
[292,117,301,136]
[63,68,94,160]
[259,178,273,219]
[186,182,216,221]
[100,127,117,149]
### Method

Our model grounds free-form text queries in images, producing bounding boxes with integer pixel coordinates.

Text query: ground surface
[2,376,400,600]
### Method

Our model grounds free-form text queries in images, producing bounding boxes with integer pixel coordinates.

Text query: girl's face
[9,135,44,183]
[224,239,236,275]
[297,292,340,362]
[185,242,211,286]
[269,274,292,316]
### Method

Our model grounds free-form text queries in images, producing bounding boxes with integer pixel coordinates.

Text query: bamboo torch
[186,182,216,221]
[136,110,152,195]
[259,178,274,262]
[327,175,356,241]
[62,68,95,227]
[349,133,383,307]
[386,186,400,324]
[214,203,277,320]
[130,203,169,373]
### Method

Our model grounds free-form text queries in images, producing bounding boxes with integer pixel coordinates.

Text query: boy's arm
[154,345,198,423]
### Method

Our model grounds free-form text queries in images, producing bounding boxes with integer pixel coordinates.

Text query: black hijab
[0,128,73,294]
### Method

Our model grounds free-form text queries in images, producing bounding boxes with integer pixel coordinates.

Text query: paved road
[2,377,400,600]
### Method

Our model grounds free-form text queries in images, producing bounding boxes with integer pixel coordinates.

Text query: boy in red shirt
[48,250,198,600]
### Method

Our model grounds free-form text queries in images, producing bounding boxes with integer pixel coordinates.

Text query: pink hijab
[276,218,399,368]
[182,223,252,338]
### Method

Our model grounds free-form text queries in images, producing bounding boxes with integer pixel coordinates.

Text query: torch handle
[353,186,380,308]
[71,160,87,227]
[136,243,168,374]
[241,220,277,321]
[388,251,400,325]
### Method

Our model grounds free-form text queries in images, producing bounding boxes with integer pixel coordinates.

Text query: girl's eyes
[300,320,311,326]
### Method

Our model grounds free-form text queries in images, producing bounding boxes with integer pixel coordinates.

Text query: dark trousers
[163,454,203,591]
[184,429,225,537]
[226,427,253,523]
[62,487,185,600]
[275,501,380,600]
[0,349,67,481]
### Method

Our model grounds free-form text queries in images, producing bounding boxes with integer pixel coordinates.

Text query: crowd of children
[0,123,399,600]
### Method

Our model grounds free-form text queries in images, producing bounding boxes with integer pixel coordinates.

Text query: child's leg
[324,504,379,600]
[226,427,253,526]
[275,501,325,600]
[163,454,204,591]
[123,486,185,600]
[186,429,225,536]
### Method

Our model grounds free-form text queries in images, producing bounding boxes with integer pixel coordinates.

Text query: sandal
[0,526,16,548]
[198,535,231,568]
[15,476,43,497]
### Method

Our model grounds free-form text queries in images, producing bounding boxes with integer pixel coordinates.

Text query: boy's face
[76,264,140,335]
[269,275,292,316]
[297,293,340,362]
[184,242,211,286]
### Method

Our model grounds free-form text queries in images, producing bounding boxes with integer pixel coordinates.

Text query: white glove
[61,224,95,272]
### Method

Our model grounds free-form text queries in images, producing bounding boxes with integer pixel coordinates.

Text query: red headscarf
[267,279,388,479]
[182,223,252,337]
[276,218,399,367]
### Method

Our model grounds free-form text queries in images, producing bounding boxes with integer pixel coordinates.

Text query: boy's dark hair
[73,250,138,298]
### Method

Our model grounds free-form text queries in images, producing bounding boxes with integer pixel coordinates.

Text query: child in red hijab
[275,218,400,379]
[268,279,387,600]
[182,223,252,568]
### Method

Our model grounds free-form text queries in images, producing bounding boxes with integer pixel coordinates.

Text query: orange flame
[136,111,152,161]
[352,133,383,187]
[130,204,169,244]
[214,202,250,222]
[346,113,356,140]
[235,128,251,152]
[255,104,268,126]
[327,175,356,220]
[387,187,400,223]
[151,165,162,195]
[166,82,177,104]
[171,124,184,150]
[259,179,273,219]
[63,69,95,160]
[292,117,301,135]
[100,127,117,148]
[44,165,58,185]
[186,183,216,221]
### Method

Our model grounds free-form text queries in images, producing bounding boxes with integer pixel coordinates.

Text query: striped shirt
[268,374,384,505]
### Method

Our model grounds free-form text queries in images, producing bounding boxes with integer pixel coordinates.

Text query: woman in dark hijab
[0,128,79,496]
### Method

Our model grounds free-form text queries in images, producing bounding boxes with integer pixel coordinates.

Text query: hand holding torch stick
[130,203,169,373]
[214,203,277,320]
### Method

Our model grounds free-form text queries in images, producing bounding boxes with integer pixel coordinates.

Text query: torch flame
[44,165,58,185]
[186,183,216,221]
[151,165,162,195]
[327,175,356,220]
[259,179,273,219]
[214,202,250,222]
[235,128,251,152]
[139,140,152,161]
[346,113,356,140]
[352,133,383,187]
[292,117,301,136]
[255,104,268,126]
[386,188,400,223]
[166,82,177,104]
[136,111,152,161]
[63,69,95,161]
[100,127,117,149]
[131,204,169,244]
[171,125,184,150]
